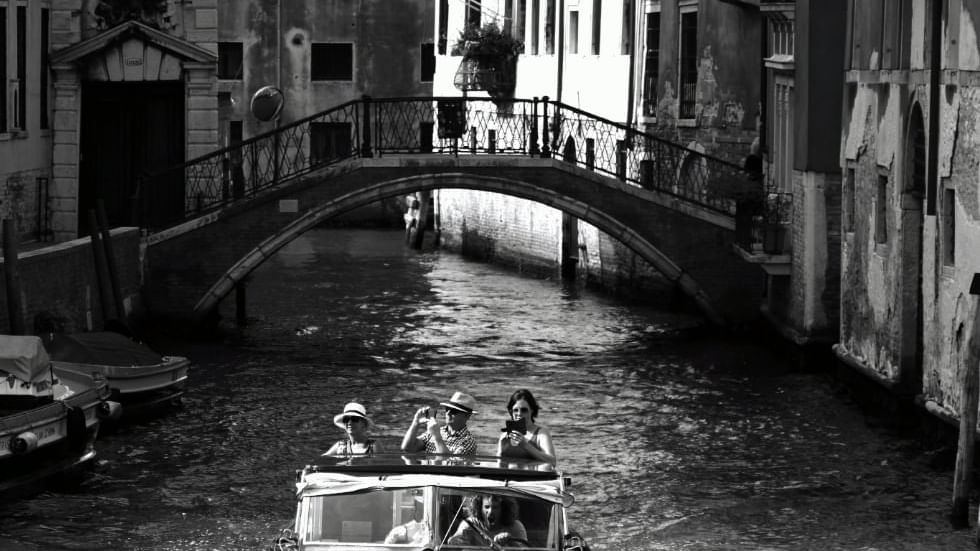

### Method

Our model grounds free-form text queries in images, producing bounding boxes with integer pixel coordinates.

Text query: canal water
[0,228,975,550]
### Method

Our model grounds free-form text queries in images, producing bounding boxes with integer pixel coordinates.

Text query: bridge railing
[544,100,754,214]
[137,96,759,233]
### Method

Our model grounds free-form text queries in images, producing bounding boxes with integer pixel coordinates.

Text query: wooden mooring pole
[952,273,980,530]
[87,209,115,328]
[2,219,26,335]
[96,200,127,323]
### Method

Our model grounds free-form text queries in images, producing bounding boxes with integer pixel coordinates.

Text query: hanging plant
[452,23,523,97]
[452,23,523,59]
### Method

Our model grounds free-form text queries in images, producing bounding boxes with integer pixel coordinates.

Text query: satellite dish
[250,86,284,122]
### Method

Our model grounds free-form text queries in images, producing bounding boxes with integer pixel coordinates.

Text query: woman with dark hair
[497,389,556,465]
[448,494,528,548]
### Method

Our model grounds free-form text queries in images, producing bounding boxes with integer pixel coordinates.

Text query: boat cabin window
[435,489,559,550]
[301,488,428,545]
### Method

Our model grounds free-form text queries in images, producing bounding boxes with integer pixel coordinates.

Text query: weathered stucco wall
[220,0,434,140]
[839,1,980,422]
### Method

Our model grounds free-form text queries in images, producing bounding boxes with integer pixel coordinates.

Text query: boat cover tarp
[43,332,163,367]
[0,335,51,382]
[298,473,574,506]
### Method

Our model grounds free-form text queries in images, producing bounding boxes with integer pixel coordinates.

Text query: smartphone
[504,418,527,434]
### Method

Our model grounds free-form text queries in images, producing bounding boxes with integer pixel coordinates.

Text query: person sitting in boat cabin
[447,493,528,548]
[497,389,556,465]
[401,391,478,455]
[384,493,429,544]
[323,402,381,456]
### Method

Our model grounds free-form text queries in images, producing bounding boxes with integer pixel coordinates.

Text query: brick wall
[0,228,142,334]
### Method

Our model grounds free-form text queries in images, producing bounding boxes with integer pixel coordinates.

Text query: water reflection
[0,228,973,550]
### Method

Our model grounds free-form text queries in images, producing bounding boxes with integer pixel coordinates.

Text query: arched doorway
[899,102,926,395]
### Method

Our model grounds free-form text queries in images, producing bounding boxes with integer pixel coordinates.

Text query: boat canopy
[0,335,51,382]
[43,332,163,367]
[298,472,574,507]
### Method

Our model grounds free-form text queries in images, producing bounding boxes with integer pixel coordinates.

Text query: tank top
[337,439,375,455]
[500,428,541,459]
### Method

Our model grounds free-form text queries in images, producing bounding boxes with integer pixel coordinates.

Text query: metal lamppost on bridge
[228,85,286,327]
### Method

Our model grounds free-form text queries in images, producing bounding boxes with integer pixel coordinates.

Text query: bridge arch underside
[144,162,764,328]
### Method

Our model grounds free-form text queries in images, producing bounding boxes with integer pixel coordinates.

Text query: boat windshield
[298,486,560,550]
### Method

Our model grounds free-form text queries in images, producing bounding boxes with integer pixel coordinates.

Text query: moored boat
[43,331,190,415]
[0,335,119,499]
[270,453,589,551]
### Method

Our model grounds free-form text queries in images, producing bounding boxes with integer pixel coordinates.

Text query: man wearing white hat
[400,391,478,455]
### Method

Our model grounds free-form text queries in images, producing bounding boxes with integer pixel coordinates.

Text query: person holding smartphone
[497,389,556,465]
[400,391,479,455]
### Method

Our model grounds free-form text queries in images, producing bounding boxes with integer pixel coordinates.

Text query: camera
[504,418,527,434]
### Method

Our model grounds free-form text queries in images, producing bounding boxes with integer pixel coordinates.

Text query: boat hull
[52,355,189,410]
[0,375,109,499]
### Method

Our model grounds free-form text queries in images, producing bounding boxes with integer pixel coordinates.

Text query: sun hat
[333,402,372,429]
[440,391,477,415]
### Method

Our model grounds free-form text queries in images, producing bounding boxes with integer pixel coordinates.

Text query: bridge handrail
[136,96,761,233]
[545,99,745,171]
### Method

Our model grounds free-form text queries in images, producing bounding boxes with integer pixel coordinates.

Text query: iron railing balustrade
[137,96,764,236]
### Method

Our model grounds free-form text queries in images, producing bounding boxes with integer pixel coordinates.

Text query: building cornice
[50,20,216,66]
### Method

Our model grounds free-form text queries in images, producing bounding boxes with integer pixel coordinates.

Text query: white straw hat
[440,391,477,415]
[333,402,372,429]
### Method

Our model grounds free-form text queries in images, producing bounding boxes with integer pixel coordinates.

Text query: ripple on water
[0,229,975,550]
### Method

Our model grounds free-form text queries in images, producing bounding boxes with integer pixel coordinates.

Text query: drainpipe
[927,0,941,215]
[557,0,565,104]
[625,0,637,136]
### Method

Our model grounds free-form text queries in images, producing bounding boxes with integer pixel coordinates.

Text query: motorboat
[0,335,120,499]
[43,331,189,414]
[270,453,589,551]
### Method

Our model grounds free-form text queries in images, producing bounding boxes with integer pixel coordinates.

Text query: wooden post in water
[87,209,115,328]
[96,200,127,323]
[235,280,247,326]
[2,219,26,335]
[410,190,431,250]
[952,273,980,529]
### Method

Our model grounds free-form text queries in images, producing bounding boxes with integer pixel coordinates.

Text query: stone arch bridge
[139,97,766,327]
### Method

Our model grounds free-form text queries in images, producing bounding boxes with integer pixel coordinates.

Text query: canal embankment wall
[0,228,142,334]
[435,189,682,306]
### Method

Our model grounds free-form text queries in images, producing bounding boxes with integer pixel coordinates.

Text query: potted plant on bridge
[452,23,523,99]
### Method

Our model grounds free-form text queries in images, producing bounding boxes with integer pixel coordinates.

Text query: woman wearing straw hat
[324,402,381,456]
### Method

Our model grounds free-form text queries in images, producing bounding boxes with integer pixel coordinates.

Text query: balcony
[734,191,793,275]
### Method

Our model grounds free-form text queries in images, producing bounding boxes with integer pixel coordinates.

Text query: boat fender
[66,405,88,452]
[10,431,38,454]
[98,400,123,421]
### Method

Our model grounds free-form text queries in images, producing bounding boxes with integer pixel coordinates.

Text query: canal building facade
[0,0,432,244]
[835,0,980,426]
[0,0,432,330]
[733,0,846,349]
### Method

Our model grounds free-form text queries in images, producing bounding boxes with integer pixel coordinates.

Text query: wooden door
[79,82,184,234]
